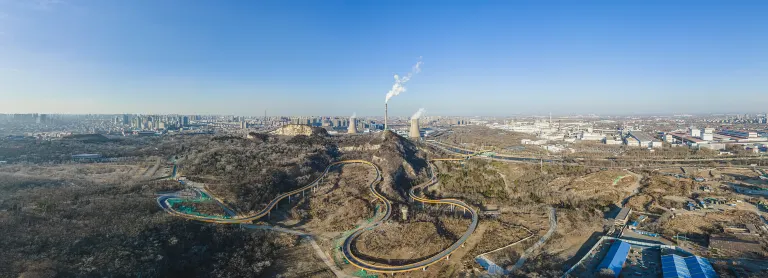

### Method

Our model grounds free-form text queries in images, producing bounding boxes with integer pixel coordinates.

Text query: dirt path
[510,206,557,271]
[621,170,643,206]
[497,172,514,198]
[142,157,161,179]
[453,222,489,261]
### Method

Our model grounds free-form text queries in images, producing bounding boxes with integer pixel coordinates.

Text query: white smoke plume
[411,108,425,120]
[384,58,423,103]
[350,112,356,118]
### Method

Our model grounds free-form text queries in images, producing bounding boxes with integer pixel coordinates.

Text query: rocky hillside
[336,131,429,202]
[180,135,333,212]
[271,124,328,137]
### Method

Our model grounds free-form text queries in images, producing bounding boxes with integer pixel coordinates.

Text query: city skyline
[1,1,767,116]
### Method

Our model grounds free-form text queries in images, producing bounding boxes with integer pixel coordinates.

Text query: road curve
[341,160,478,273]
[157,159,479,273]
[157,160,376,224]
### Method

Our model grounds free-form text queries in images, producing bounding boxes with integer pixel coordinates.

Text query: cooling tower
[348,117,358,134]
[409,118,420,138]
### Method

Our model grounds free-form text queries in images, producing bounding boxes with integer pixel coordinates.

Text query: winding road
[157,159,479,274]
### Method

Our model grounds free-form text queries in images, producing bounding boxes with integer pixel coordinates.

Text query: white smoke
[411,108,425,120]
[350,112,356,118]
[384,58,423,103]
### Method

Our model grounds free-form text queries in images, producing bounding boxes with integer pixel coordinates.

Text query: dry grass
[626,174,695,212]
[434,125,545,156]
[281,164,377,233]
[661,215,717,235]
[355,221,454,261]
[265,234,335,278]
[0,163,146,184]
[466,220,532,260]
[557,170,637,204]
[660,210,764,236]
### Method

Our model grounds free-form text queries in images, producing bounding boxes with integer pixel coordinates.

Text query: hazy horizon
[2,1,767,116]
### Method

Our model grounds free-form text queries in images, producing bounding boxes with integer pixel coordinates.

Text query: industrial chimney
[409,118,420,138]
[384,103,388,130]
[348,117,358,134]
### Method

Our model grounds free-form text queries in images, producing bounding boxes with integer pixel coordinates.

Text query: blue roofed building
[662,254,691,278]
[596,240,631,277]
[685,256,717,278]
[662,254,718,278]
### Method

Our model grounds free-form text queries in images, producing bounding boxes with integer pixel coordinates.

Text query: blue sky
[1,1,767,116]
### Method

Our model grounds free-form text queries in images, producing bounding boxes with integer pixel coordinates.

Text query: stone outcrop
[271,124,327,137]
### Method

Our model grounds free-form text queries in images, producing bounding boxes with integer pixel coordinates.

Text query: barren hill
[271,124,328,137]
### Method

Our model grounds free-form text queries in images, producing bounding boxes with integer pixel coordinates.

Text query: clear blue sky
[1,0,767,116]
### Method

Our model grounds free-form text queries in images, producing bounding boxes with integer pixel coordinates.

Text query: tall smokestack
[384,103,388,130]
[383,58,421,132]
[409,118,420,139]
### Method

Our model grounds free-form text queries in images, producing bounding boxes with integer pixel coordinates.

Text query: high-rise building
[122,114,130,125]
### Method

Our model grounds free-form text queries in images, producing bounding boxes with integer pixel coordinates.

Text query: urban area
[2,2,768,278]
[1,110,767,278]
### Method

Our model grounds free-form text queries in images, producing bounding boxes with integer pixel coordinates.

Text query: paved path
[511,206,557,272]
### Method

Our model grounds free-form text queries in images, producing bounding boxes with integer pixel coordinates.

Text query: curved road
[157,159,479,274]
[341,159,478,273]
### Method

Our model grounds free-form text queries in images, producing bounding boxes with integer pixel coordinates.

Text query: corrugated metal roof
[662,254,718,278]
[662,254,690,278]
[685,256,717,278]
[629,131,656,142]
[596,240,631,277]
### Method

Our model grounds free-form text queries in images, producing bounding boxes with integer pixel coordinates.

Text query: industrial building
[690,127,701,138]
[596,240,631,277]
[579,131,605,141]
[666,132,706,145]
[626,131,661,148]
[717,129,758,139]
[604,137,623,145]
[661,254,717,278]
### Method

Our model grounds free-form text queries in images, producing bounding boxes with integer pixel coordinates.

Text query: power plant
[409,118,420,138]
[348,116,358,134]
